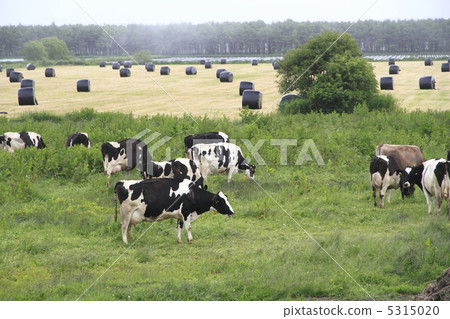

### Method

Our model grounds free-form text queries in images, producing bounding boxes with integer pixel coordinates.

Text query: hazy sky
[1,0,449,26]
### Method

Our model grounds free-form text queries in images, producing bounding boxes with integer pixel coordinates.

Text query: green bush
[366,94,398,112]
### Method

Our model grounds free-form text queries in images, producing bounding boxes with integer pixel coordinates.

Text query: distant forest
[0,19,448,57]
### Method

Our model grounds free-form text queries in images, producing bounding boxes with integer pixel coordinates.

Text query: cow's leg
[177,220,184,243]
[386,189,391,203]
[434,195,442,216]
[380,184,389,209]
[183,217,193,244]
[121,209,132,244]
[372,186,378,207]
[424,191,432,215]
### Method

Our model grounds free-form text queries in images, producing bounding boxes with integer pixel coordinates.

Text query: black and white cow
[184,131,229,153]
[101,138,150,179]
[187,142,255,183]
[0,132,46,152]
[402,158,450,218]
[370,155,404,208]
[148,158,202,184]
[66,132,91,148]
[114,178,234,244]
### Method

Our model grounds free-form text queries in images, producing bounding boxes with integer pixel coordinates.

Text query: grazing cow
[66,132,91,148]
[101,138,150,179]
[370,155,404,208]
[402,158,450,218]
[187,142,255,183]
[184,131,229,153]
[148,158,202,184]
[114,178,234,244]
[0,132,46,152]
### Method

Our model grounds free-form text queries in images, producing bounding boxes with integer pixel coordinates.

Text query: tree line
[0,19,448,58]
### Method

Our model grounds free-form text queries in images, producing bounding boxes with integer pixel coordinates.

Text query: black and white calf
[402,158,450,218]
[187,142,255,183]
[66,132,91,148]
[0,131,46,152]
[114,178,234,244]
[101,138,150,179]
[184,131,229,152]
[370,155,404,208]
[148,158,202,184]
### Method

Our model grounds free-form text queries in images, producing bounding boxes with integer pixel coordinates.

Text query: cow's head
[243,164,256,180]
[400,165,424,193]
[212,191,234,217]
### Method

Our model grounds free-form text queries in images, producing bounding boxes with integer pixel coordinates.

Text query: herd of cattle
[1,131,449,244]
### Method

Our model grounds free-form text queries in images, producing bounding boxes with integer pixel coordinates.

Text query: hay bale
[380,77,394,90]
[6,68,14,77]
[279,93,301,105]
[205,61,212,69]
[120,68,131,77]
[185,66,197,75]
[424,58,433,66]
[200,59,206,65]
[242,90,263,109]
[216,68,226,78]
[45,68,55,77]
[388,58,395,65]
[9,71,24,83]
[219,71,233,83]
[239,81,255,95]
[0,65,2,72]
[26,63,36,70]
[252,59,258,66]
[221,59,227,64]
[77,79,90,92]
[145,63,155,72]
[123,61,132,68]
[21,79,35,88]
[99,61,106,67]
[18,87,38,105]
[419,76,436,89]
[160,66,170,75]
[389,65,400,74]
[112,62,120,69]
[441,63,449,72]
[273,61,280,70]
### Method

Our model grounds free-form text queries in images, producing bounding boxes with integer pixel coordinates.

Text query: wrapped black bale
[45,68,55,77]
[9,71,24,82]
[388,58,395,65]
[112,62,120,69]
[18,87,38,105]
[0,65,3,72]
[239,81,255,95]
[26,63,36,70]
[219,71,233,83]
[279,93,301,105]
[242,90,263,109]
[6,68,14,77]
[221,59,227,64]
[160,66,170,75]
[77,79,90,92]
[200,59,206,65]
[21,79,35,88]
[380,77,394,90]
[205,61,212,69]
[273,61,280,70]
[99,61,106,67]
[120,68,131,77]
[185,66,197,75]
[424,58,433,66]
[123,61,132,68]
[441,63,449,72]
[419,76,436,89]
[145,63,155,71]
[252,59,258,66]
[216,68,226,78]
[389,65,400,74]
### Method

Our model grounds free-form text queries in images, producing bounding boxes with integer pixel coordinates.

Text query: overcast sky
[1,0,449,26]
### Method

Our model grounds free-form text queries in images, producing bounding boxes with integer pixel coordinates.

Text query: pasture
[0,60,449,301]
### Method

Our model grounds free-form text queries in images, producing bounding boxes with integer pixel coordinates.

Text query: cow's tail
[442,169,450,200]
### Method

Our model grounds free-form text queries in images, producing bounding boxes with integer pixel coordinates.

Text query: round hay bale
[424,58,433,66]
[145,63,155,72]
[9,71,24,83]
[380,77,394,90]
[221,59,227,64]
[6,68,14,77]
[216,68,227,78]
[279,93,301,105]
[45,68,55,77]
[200,59,206,65]
[273,61,280,70]
[0,65,3,72]
[77,79,90,92]
[26,63,36,70]
[112,62,120,69]
[120,68,131,77]
[239,81,255,95]
[388,58,395,65]
[99,61,106,67]
[18,87,38,105]
[219,71,233,83]
[119,60,124,66]
[185,66,197,75]
[242,90,263,109]
[123,61,132,68]
[205,61,212,69]
[160,66,170,75]
[419,76,436,89]
[389,65,400,74]
[441,63,450,72]
[252,59,258,66]
[21,79,35,88]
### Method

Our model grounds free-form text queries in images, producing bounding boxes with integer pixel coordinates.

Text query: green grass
[0,108,449,300]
